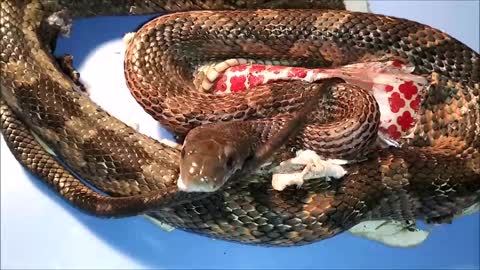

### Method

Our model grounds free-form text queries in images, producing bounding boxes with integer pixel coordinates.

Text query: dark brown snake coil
[0,0,479,246]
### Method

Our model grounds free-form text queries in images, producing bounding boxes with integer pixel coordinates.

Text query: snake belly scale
[0,0,479,246]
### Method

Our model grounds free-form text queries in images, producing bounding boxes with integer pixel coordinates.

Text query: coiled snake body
[1,0,479,246]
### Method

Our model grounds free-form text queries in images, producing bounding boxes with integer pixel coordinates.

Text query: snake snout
[178,153,228,193]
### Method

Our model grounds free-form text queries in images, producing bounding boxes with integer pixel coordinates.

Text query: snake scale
[1,0,479,247]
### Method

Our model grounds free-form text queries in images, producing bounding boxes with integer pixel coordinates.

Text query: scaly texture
[0,0,479,246]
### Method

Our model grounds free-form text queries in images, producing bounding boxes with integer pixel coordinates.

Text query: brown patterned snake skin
[1,0,479,247]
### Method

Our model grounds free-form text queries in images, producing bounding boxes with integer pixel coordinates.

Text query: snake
[1,0,479,247]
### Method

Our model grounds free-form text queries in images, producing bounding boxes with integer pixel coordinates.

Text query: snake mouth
[177,175,220,193]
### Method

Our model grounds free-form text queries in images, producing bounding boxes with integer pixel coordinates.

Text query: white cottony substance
[272,173,305,191]
[348,220,430,248]
[123,32,136,45]
[271,150,348,191]
[349,199,478,248]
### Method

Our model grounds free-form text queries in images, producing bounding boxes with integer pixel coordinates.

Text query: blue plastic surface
[1,1,479,269]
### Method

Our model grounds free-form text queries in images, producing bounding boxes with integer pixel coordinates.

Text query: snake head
[177,134,245,193]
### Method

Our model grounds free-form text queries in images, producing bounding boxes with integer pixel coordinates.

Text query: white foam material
[349,220,430,248]
[123,32,135,45]
[272,150,348,191]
